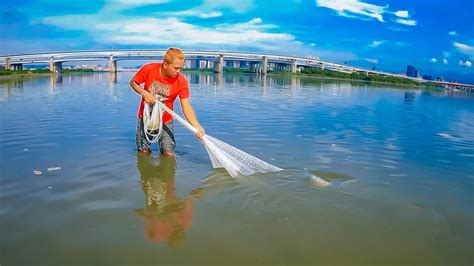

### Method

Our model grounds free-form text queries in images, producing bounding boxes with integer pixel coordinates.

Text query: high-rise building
[406,65,417,77]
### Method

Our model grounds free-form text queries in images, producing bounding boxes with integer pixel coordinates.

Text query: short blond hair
[164,47,185,64]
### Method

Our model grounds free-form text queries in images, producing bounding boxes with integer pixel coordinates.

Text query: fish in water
[310,174,331,187]
[310,170,355,188]
[437,132,453,139]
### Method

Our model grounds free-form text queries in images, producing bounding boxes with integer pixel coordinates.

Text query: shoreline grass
[1,68,442,88]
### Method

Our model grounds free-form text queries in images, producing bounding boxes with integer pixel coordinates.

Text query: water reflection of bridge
[2,72,472,101]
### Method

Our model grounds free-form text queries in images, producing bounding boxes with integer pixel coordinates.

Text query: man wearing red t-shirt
[130,48,205,156]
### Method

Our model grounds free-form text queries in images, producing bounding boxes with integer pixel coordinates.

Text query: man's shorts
[136,118,176,153]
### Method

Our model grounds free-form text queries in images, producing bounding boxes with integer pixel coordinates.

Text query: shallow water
[1,72,473,265]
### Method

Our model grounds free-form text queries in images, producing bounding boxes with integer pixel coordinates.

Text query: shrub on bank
[299,68,422,86]
[0,69,52,75]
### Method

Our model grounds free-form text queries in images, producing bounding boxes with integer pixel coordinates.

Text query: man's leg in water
[159,121,176,157]
[136,118,152,154]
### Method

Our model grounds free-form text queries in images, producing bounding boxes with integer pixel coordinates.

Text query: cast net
[156,101,283,178]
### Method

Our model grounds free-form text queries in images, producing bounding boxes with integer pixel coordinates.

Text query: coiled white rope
[142,99,163,143]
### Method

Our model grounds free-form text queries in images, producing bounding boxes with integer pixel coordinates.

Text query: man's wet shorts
[136,118,176,153]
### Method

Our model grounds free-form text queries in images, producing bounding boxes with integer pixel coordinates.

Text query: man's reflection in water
[135,154,202,248]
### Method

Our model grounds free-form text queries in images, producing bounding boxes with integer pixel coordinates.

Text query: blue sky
[1,0,473,83]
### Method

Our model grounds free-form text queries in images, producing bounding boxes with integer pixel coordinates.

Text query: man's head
[162,48,185,78]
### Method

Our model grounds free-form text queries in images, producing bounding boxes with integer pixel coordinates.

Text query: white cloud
[453,42,474,59]
[395,18,416,26]
[43,15,296,51]
[448,31,457,36]
[102,0,170,11]
[443,58,448,64]
[36,0,363,63]
[159,0,253,19]
[430,58,437,63]
[165,9,223,18]
[369,40,384,47]
[316,0,386,22]
[199,11,223,18]
[365,58,378,64]
[394,10,409,18]
[459,60,472,67]
[315,0,417,27]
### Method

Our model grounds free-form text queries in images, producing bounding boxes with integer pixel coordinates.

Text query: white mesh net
[202,135,282,177]
[156,101,283,178]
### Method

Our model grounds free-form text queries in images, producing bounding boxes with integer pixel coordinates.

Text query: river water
[1,72,473,265]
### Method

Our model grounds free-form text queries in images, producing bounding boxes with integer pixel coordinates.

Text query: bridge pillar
[214,54,224,73]
[12,64,23,71]
[49,57,55,72]
[219,54,224,73]
[291,60,297,73]
[109,55,117,73]
[5,57,11,70]
[320,63,325,70]
[260,56,268,75]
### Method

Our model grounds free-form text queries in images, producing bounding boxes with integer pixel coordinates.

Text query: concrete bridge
[427,80,474,91]
[1,50,471,89]
[0,49,381,75]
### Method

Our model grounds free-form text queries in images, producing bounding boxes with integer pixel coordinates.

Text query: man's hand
[142,90,155,105]
[195,126,205,140]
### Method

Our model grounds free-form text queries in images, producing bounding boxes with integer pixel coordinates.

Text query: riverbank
[0,69,52,76]
[1,68,441,89]
[278,70,442,89]
[0,69,96,76]
[183,67,441,88]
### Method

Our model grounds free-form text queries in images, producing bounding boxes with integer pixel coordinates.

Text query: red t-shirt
[133,63,190,124]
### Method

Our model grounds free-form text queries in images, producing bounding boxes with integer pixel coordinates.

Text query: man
[130,48,205,156]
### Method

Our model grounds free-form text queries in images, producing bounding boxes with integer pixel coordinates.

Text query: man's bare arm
[129,78,155,104]
[180,98,205,140]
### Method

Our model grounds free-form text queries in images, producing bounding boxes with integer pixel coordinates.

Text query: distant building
[422,75,432,80]
[406,65,419,77]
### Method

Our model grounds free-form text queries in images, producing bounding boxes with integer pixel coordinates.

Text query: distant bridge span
[0,49,382,74]
[1,49,472,89]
